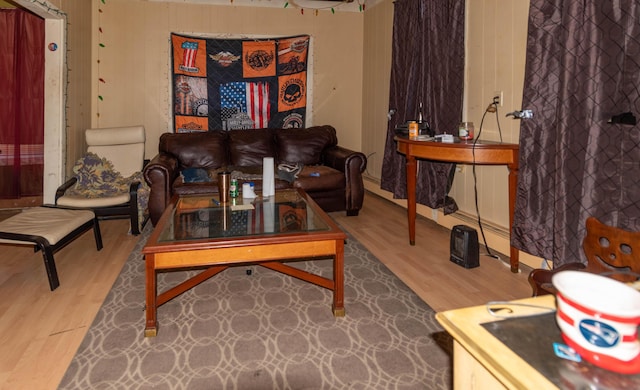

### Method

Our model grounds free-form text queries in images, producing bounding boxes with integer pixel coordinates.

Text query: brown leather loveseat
[143,125,367,225]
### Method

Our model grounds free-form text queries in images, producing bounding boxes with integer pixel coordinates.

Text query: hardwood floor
[0,216,140,390]
[331,193,532,312]
[0,192,532,389]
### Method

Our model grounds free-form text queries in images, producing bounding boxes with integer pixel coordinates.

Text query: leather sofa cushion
[275,126,338,165]
[172,166,290,196]
[172,165,342,195]
[172,179,218,196]
[160,131,229,169]
[292,165,344,192]
[228,129,275,166]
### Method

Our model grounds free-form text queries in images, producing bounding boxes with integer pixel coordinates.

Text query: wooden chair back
[582,216,640,283]
[528,216,640,296]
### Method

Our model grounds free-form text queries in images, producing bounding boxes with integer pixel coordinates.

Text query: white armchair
[55,126,148,235]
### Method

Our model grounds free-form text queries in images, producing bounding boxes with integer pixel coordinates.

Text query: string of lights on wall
[220,0,366,14]
[21,0,66,16]
[96,0,106,124]
[284,0,366,15]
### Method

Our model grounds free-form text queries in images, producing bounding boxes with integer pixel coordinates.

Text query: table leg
[333,239,345,316]
[508,163,519,273]
[144,254,158,337]
[406,156,417,245]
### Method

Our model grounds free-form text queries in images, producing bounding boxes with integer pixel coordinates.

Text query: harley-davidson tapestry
[171,33,310,133]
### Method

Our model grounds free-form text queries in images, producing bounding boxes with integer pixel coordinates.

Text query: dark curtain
[512,1,640,266]
[380,0,465,213]
[0,9,45,198]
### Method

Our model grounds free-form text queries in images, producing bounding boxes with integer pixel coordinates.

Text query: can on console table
[230,178,239,198]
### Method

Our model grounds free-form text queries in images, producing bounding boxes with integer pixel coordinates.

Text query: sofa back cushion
[159,131,229,169]
[228,128,275,166]
[275,125,338,165]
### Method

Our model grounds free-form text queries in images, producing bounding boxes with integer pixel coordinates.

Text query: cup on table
[217,171,231,204]
[553,271,640,374]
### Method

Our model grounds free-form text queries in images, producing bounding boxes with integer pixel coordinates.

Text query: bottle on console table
[458,121,474,140]
[408,121,419,138]
[418,102,433,136]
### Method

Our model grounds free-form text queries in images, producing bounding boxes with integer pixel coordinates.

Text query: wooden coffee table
[142,188,346,337]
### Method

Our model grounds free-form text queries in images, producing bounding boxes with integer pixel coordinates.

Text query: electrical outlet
[493,90,504,106]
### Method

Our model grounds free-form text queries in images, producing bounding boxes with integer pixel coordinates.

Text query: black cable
[472,102,500,259]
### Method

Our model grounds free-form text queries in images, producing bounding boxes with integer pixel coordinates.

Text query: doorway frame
[15,0,66,204]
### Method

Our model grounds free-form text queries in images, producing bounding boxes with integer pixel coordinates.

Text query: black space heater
[450,225,480,269]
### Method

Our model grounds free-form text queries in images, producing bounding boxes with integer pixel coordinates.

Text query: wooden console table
[395,136,520,272]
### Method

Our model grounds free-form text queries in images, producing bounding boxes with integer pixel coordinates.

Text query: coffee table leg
[332,239,345,317]
[145,254,158,337]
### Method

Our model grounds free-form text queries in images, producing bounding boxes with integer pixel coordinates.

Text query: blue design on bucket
[579,319,620,348]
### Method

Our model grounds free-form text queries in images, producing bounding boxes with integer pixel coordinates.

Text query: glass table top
[157,189,332,243]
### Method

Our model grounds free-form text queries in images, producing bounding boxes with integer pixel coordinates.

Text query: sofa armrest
[143,153,179,225]
[323,146,367,215]
[323,146,367,172]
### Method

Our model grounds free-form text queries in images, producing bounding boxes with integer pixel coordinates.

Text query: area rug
[59,225,452,389]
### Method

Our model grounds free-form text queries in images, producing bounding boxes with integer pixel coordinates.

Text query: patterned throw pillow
[66,152,150,232]
[71,152,126,196]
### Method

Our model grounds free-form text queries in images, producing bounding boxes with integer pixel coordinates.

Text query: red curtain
[0,9,44,198]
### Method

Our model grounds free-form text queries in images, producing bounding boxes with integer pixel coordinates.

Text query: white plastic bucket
[552,270,640,374]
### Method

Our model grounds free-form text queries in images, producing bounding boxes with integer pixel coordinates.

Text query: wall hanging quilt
[171,33,310,133]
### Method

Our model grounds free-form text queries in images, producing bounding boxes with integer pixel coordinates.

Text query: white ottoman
[0,207,103,290]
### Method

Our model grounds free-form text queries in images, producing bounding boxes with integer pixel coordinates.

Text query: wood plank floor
[331,193,532,312]
[0,192,532,389]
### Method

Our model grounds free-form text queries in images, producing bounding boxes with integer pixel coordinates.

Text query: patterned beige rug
[59,225,452,389]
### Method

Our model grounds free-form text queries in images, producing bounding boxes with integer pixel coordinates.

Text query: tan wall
[451,0,529,228]
[361,0,393,181]
[33,0,93,178]
[89,0,364,160]
[452,0,534,268]
[57,0,93,176]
